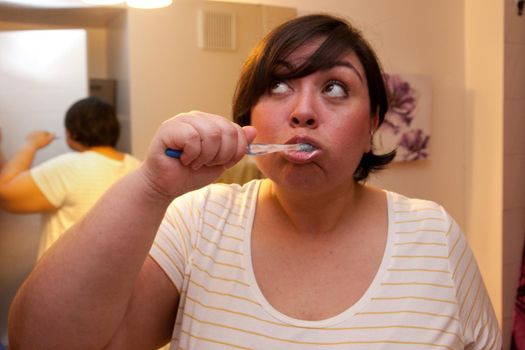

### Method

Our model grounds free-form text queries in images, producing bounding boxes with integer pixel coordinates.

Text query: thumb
[242,126,257,144]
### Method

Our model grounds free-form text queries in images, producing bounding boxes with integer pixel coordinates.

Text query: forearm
[0,150,5,171]
[8,113,256,349]
[0,144,37,185]
[8,168,176,350]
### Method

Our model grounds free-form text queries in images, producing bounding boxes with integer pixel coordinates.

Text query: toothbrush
[165,143,316,159]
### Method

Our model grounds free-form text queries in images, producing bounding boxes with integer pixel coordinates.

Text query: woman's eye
[270,81,291,94]
[323,81,348,98]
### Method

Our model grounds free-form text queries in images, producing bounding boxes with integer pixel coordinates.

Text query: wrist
[135,167,179,208]
[22,143,39,153]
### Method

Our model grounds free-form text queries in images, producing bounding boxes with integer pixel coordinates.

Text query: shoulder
[123,154,141,167]
[387,191,449,217]
[30,152,81,173]
[205,179,260,202]
[386,190,455,234]
[172,179,261,209]
[165,180,261,223]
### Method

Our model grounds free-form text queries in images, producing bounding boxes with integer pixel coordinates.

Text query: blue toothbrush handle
[165,148,182,158]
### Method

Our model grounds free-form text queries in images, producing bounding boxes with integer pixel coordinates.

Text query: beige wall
[125,0,296,160]
[106,12,132,152]
[503,0,525,347]
[464,0,504,331]
[86,27,109,78]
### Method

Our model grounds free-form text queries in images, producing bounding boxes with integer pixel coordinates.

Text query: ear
[66,129,75,141]
[65,130,86,152]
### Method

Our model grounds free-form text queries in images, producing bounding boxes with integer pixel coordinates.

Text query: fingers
[26,131,55,149]
[160,112,251,171]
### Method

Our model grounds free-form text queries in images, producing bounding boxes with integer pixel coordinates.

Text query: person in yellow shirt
[0,97,140,258]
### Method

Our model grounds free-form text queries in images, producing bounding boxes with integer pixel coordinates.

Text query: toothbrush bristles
[298,143,316,153]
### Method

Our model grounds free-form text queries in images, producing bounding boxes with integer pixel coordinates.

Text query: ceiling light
[126,0,172,9]
[82,0,126,5]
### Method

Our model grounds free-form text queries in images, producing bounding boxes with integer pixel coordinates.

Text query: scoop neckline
[242,182,394,327]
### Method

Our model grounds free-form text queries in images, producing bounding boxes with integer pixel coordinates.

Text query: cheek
[251,102,283,141]
[332,117,372,152]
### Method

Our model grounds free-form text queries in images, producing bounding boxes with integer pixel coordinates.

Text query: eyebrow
[330,61,364,82]
[273,59,364,82]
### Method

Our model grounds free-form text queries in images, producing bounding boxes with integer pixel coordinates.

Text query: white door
[0,29,88,346]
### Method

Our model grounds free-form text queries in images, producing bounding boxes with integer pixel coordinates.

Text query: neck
[87,146,124,161]
[261,179,364,237]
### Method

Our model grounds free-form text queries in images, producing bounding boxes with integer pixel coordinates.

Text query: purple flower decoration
[397,129,430,161]
[381,74,416,134]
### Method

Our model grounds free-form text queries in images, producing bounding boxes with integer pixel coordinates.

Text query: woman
[0,97,140,258]
[8,14,500,349]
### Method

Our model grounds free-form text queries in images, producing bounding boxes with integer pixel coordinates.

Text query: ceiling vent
[197,9,236,51]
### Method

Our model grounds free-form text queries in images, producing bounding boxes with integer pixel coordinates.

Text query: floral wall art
[375,73,432,162]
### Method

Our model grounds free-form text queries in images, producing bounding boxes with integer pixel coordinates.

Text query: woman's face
[251,39,377,192]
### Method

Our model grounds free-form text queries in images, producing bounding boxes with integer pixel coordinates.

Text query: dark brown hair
[232,14,395,181]
[64,97,120,147]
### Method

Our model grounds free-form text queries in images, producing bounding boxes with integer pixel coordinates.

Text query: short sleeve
[30,153,75,207]
[445,215,502,349]
[149,188,206,293]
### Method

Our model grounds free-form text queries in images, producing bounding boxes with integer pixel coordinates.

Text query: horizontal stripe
[192,264,249,287]
[371,296,457,304]
[182,312,457,348]
[381,282,454,288]
[190,279,259,306]
[388,268,450,274]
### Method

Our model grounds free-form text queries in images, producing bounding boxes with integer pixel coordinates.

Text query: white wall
[0,29,89,345]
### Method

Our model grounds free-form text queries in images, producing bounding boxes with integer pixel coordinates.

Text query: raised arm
[0,130,54,185]
[8,112,256,350]
[0,128,4,171]
[0,130,56,212]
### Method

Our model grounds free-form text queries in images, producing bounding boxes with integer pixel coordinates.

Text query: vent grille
[198,10,236,51]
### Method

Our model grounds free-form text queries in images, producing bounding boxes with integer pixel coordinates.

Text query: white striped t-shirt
[149,180,501,349]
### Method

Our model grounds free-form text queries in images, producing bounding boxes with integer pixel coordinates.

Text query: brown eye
[323,80,348,98]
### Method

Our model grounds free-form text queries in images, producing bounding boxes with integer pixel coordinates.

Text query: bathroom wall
[464,0,504,329]
[503,0,525,347]
[124,0,296,160]
[0,28,89,346]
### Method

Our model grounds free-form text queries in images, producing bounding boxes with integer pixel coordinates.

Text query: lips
[285,136,320,150]
[283,136,321,163]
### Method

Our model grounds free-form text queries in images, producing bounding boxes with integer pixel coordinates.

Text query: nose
[290,114,317,128]
[288,91,318,129]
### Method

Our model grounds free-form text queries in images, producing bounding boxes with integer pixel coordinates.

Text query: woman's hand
[141,111,257,198]
[25,130,55,150]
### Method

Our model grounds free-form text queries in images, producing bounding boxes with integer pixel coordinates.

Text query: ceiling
[0,0,111,8]
[0,0,125,27]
